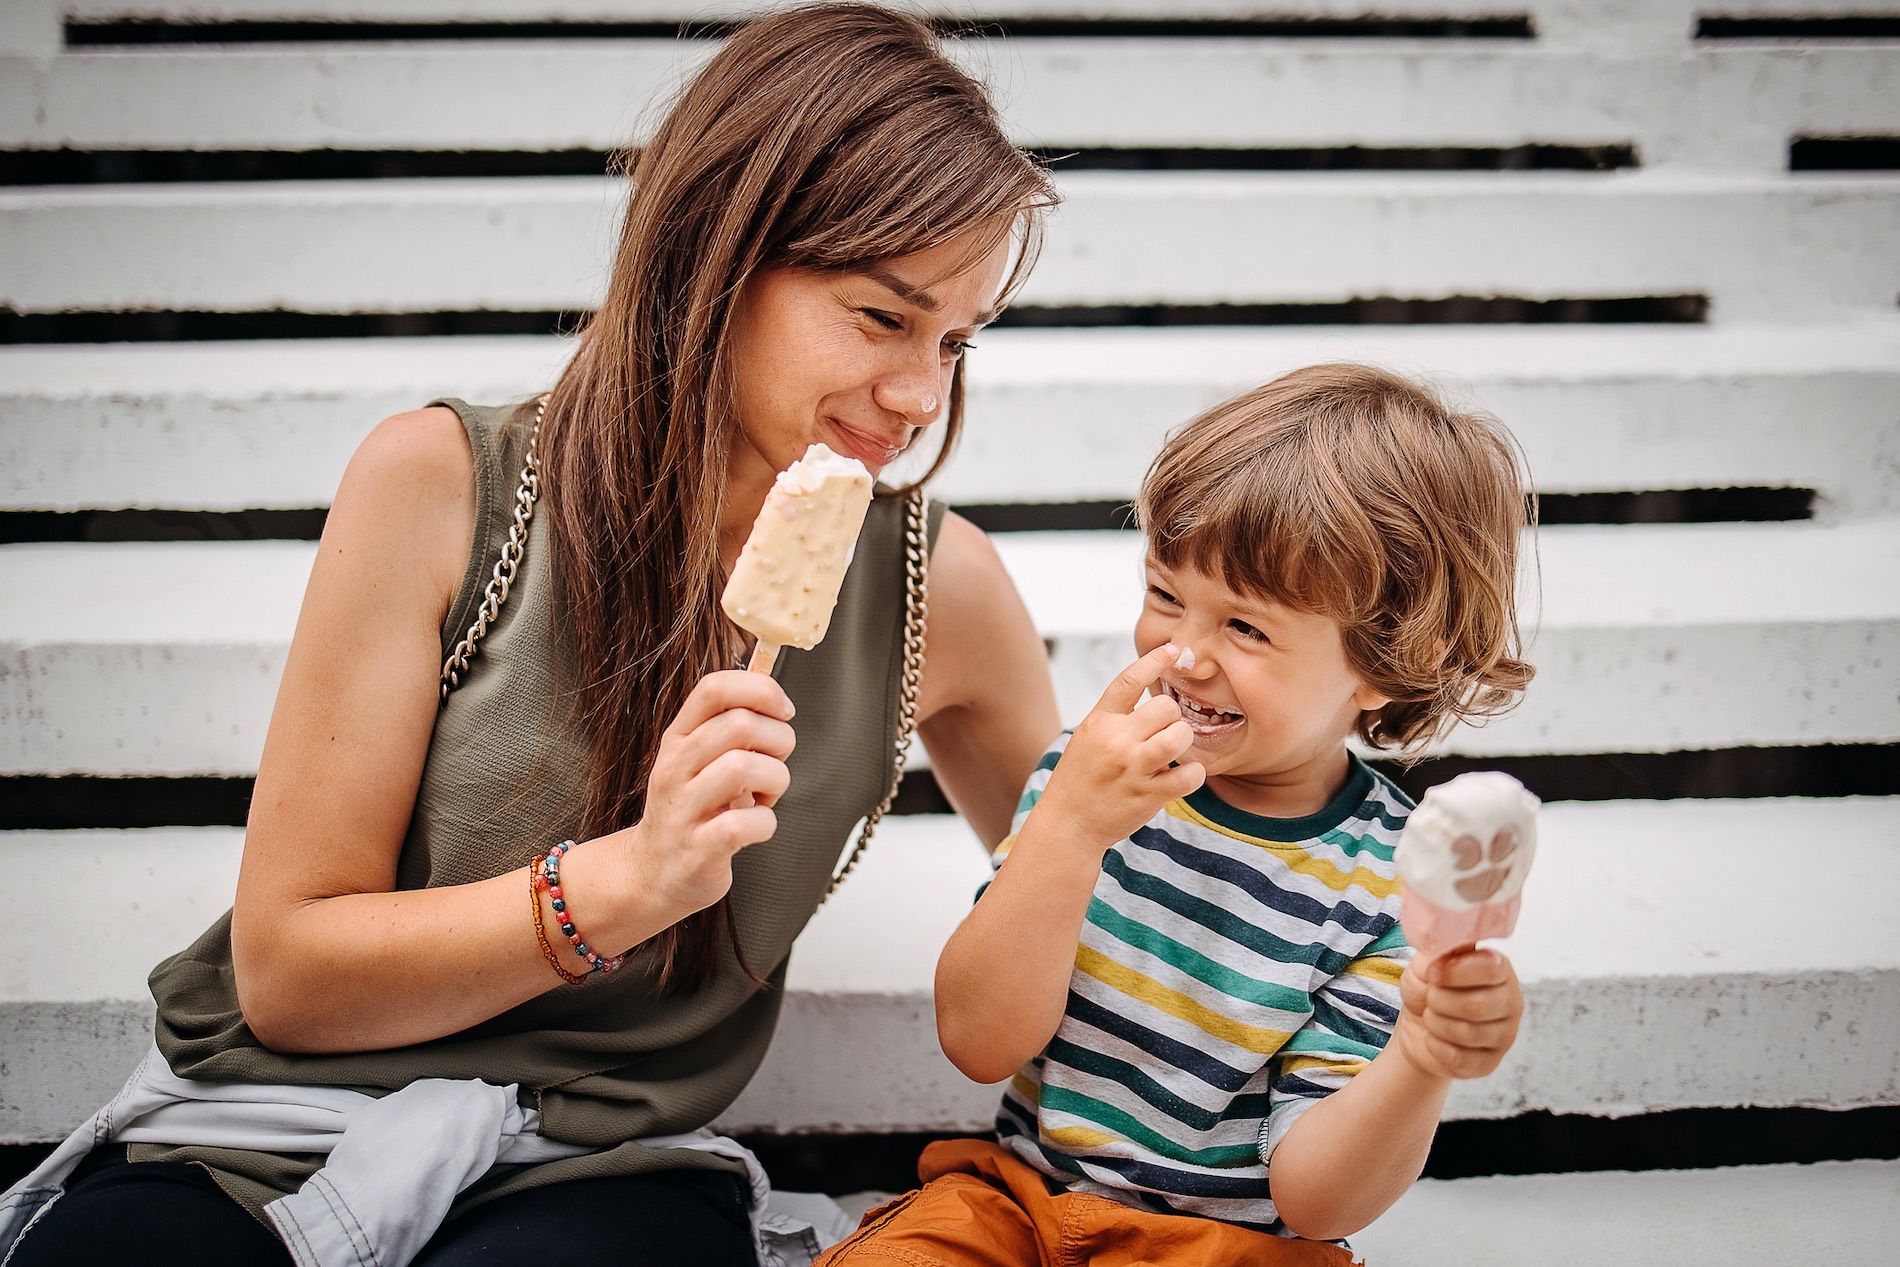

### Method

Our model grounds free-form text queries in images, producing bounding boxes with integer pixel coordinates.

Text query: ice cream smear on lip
[773,442,867,495]
[722,442,874,654]
[1397,770,1539,958]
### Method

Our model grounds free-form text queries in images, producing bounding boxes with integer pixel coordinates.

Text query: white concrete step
[6,40,1894,172]
[45,0,1900,50]
[39,0,1578,23]
[62,0,1891,23]
[1350,1160,1900,1266]
[4,172,1895,320]
[4,518,1897,774]
[0,0,1748,61]
[4,798,1896,1141]
[1002,519,1900,755]
[8,322,1900,518]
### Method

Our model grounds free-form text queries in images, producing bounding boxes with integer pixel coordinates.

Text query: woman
[2,6,1060,1263]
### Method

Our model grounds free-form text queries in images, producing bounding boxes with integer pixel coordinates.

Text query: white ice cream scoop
[1396,770,1540,962]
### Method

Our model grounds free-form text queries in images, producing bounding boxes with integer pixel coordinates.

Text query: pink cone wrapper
[1400,892,1523,960]
[1396,771,1539,962]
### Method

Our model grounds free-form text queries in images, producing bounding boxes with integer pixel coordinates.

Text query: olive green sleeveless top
[138,399,944,1217]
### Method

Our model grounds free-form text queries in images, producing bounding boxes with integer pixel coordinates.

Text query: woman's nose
[874,354,945,424]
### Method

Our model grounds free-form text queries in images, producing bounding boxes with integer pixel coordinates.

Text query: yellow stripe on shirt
[1074,944,1294,1055]
[1342,953,1406,991]
[1163,800,1399,898]
[1279,1053,1367,1080]
[1046,1125,1124,1152]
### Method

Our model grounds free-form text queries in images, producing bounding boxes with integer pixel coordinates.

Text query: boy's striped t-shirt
[991,733,1415,1235]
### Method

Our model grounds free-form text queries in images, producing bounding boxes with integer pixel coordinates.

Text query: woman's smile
[725,227,1009,507]
[826,417,911,471]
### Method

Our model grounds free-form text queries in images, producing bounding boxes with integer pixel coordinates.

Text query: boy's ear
[1352,682,1392,712]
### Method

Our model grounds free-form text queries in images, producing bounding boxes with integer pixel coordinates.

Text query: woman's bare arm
[231,408,793,1053]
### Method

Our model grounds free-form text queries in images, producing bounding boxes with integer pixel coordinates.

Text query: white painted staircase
[3,1,1897,1260]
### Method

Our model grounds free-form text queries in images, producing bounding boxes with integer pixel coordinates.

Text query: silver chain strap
[438,401,926,901]
[439,393,548,701]
[821,485,929,902]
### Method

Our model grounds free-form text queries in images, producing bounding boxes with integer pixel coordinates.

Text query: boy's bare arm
[934,645,1202,1085]
[933,808,1109,1083]
[1268,949,1524,1240]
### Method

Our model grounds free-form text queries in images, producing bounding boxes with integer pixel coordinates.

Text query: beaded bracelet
[534,840,626,977]
[529,854,589,986]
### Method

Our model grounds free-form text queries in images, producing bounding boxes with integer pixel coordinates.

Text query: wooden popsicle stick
[747,641,781,674]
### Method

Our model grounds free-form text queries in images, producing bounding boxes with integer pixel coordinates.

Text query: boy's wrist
[986,808,1114,911]
[1022,793,1117,865]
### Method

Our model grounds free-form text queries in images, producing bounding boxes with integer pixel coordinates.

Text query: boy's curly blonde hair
[1136,362,1534,756]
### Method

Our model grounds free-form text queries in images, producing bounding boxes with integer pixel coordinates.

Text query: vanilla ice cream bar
[722,443,874,673]
[1396,771,1540,962]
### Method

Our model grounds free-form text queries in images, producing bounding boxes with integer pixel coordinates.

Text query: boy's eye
[1146,584,1179,606]
[1230,620,1268,643]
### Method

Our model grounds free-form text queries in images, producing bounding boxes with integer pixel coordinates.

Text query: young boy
[823,364,1536,1265]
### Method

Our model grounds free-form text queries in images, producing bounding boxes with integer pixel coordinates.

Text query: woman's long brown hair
[538,4,1055,993]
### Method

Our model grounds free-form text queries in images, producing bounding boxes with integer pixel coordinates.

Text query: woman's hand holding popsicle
[621,670,797,917]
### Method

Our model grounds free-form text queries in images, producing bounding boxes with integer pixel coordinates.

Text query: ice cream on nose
[1396,770,1539,963]
[722,442,875,672]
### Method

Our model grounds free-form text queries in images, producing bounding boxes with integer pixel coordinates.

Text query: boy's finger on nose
[1099,643,1184,714]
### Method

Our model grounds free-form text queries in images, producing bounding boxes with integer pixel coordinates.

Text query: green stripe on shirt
[1039,1084,1264,1168]
[1087,897,1313,1014]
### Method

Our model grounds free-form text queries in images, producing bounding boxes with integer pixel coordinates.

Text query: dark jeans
[10,1146,758,1266]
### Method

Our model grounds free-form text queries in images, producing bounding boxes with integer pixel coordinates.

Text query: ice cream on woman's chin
[1396,771,1540,966]
[722,443,875,674]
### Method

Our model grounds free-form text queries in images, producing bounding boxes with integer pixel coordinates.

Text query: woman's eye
[942,337,975,359]
[862,309,903,331]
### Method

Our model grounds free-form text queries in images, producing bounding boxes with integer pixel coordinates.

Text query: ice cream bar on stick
[1396,771,1540,966]
[722,442,875,675]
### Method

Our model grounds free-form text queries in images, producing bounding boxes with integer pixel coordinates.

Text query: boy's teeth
[1175,690,1239,723]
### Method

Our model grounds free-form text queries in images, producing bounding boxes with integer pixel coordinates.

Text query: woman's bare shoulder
[927,508,1008,598]
[344,405,474,509]
[920,508,1048,714]
[326,405,477,615]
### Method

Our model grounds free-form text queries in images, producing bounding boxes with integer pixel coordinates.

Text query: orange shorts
[818,1138,1355,1267]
